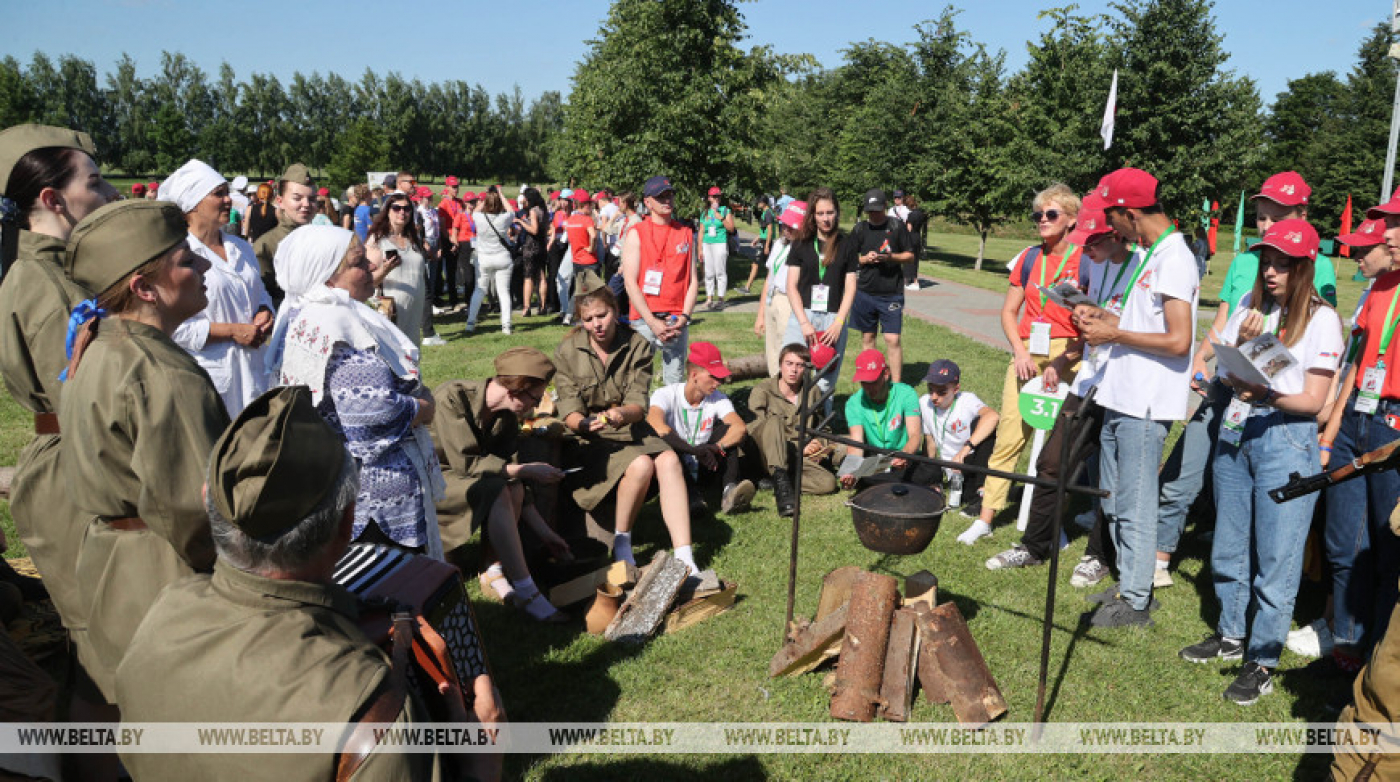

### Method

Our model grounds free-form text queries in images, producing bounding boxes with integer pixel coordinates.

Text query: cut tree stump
[903,570,938,611]
[916,602,1007,726]
[547,563,616,608]
[816,566,865,622]
[723,354,769,381]
[830,571,899,722]
[603,551,690,643]
[768,602,849,678]
[877,608,920,722]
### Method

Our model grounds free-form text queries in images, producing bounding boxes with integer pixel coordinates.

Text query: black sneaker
[1180,633,1244,663]
[1223,662,1273,706]
[1088,597,1153,628]
[960,501,982,518]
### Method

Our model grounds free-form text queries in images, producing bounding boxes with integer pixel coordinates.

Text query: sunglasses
[388,204,412,213]
[1031,209,1062,223]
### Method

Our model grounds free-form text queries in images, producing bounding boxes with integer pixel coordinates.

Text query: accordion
[333,544,491,704]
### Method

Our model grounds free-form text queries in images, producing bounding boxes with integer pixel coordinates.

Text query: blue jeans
[1156,380,1228,554]
[631,319,690,387]
[783,309,848,404]
[1325,393,1400,651]
[1099,411,1168,610]
[1212,410,1319,668]
[556,254,574,316]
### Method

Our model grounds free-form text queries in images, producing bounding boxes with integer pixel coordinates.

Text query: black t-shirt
[787,231,857,311]
[850,217,913,296]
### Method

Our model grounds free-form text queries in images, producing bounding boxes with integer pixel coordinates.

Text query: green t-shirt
[1218,248,1338,315]
[700,206,730,244]
[845,382,920,452]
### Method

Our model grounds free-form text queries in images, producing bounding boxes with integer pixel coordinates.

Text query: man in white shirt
[647,342,754,515]
[1076,167,1200,629]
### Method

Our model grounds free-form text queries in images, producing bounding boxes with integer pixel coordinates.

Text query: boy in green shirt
[841,349,939,491]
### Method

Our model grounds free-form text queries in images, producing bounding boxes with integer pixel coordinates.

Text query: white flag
[1100,69,1118,150]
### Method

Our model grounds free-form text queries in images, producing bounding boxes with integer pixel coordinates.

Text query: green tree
[0,56,38,128]
[325,117,390,193]
[550,0,792,206]
[1104,0,1264,223]
[105,54,153,175]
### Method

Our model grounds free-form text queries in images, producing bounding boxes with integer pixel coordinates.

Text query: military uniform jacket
[553,325,667,510]
[0,231,92,631]
[116,562,442,781]
[748,376,825,439]
[430,379,520,550]
[59,317,230,699]
[251,212,297,303]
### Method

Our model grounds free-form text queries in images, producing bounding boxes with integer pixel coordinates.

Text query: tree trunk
[975,227,989,271]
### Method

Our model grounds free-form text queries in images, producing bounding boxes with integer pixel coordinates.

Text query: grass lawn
[0,252,1338,780]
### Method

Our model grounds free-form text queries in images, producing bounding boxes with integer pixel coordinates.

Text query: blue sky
[2,0,1388,108]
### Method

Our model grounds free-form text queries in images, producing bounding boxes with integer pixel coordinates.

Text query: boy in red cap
[646,342,754,515]
[1077,167,1199,629]
[840,348,938,493]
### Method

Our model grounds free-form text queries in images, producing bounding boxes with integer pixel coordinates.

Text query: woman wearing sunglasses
[1178,219,1340,705]
[959,184,1084,544]
[431,347,571,623]
[365,192,428,348]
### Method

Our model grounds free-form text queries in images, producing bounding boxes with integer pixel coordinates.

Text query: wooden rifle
[1269,437,1400,503]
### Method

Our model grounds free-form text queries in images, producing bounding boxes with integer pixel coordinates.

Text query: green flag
[1232,190,1246,253]
[1201,198,1210,230]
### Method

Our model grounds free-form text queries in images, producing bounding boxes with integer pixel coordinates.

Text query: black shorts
[850,290,904,335]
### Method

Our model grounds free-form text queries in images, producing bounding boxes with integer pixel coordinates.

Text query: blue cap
[560,188,574,199]
[643,176,674,198]
[923,359,960,385]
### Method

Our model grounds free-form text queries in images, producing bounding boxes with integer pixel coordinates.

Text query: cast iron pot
[847,482,945,555]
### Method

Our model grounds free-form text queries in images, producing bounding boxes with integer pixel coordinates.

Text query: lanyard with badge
[705,208,724,239]
[766,242,791,303]
[1084,258,1132,369]
[1029,245,1076,356]
[679,405,705,445]
[810,239,831,313]
[932,393,959,454]
[642,223,672,296]
[1220,305,1285,445]
[1357,286,1400,414]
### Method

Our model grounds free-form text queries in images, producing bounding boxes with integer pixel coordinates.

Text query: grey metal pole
[1383,1,1400,200]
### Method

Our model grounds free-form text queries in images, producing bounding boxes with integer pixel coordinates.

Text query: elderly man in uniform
[251,163,316,305]
[117,386,496,781]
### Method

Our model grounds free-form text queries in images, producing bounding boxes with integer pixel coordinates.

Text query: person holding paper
[1178,219,1340,706]
[840,349,936,494]
[971,184,1087,545]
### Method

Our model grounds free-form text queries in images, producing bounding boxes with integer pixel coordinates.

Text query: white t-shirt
[1220,292,1343,403]
[649,383,735,446]
[918,391,986,459]
[764,239,792,300]
[1070,249,1140,397]
[1096,231,1200,421]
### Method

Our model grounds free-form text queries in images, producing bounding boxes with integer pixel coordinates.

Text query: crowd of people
[2,117,1400,779]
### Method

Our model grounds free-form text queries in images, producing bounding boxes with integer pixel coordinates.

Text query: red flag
[1208,201,1219,255]
[1339,194,1353,258]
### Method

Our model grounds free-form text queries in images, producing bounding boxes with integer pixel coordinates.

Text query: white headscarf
[160,159,226,214]
[265,225,420,404]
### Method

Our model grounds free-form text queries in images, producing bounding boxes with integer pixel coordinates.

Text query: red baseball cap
[1097,168,1158,209]
[707,186,722,196]
[1068,207,1112,245]
[316,187,330,197]
[1339,218,1387,248]
[1252,171,1310,207]
[852,349,888,382]
[464,191,479,202]
[1256,218,1319,260]
[593,191,608,202]
[415,186,433,199]
[571,189,590,202]
[445,176,459,187]
[549,190,561,200]
[1366,187,1400,220]
[810,342,836,371]
[131,183,145,195]
[147,181,159,192]
[778,200,807,230]
[1081,190,1107,210]
[688,341,730,379]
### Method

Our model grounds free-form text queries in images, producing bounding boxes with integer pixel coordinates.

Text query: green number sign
[1018,378,1069,431]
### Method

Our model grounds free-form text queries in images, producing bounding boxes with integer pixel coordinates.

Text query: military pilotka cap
[67,200,187,295]
[0,124,96,194]
[280,163,313,187]
[208,385,347,540]
[494,347,555,382]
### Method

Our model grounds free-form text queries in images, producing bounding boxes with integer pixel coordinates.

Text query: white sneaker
[1153,567,1174,589]
[905,281,920,291]
[422,335,447,347]
[502,325,512,335]
[562,314,573,326]
[956,520,992,545]
[1286,618,1335,658]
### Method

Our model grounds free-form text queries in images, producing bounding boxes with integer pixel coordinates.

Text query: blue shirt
[353,204,372,242]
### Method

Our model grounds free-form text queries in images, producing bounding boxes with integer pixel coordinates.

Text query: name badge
[707,225,717,238]
[1219,396,1252,446]
[643,268,664,296]
[1357,361,1387,414]
[811,284,830,313]
[1029,320,1052,356]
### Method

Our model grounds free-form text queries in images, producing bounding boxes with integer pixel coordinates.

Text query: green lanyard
[1373,285,1400,367]
[933,394,959,450]
[1096,258,1132,308]
[1037,244,1077,308]
[1120,226,1177,299]
[768,242,789,277]
[679,407,702,445]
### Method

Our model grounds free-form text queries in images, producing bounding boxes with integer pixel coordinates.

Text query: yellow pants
[981,337,1079,512]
